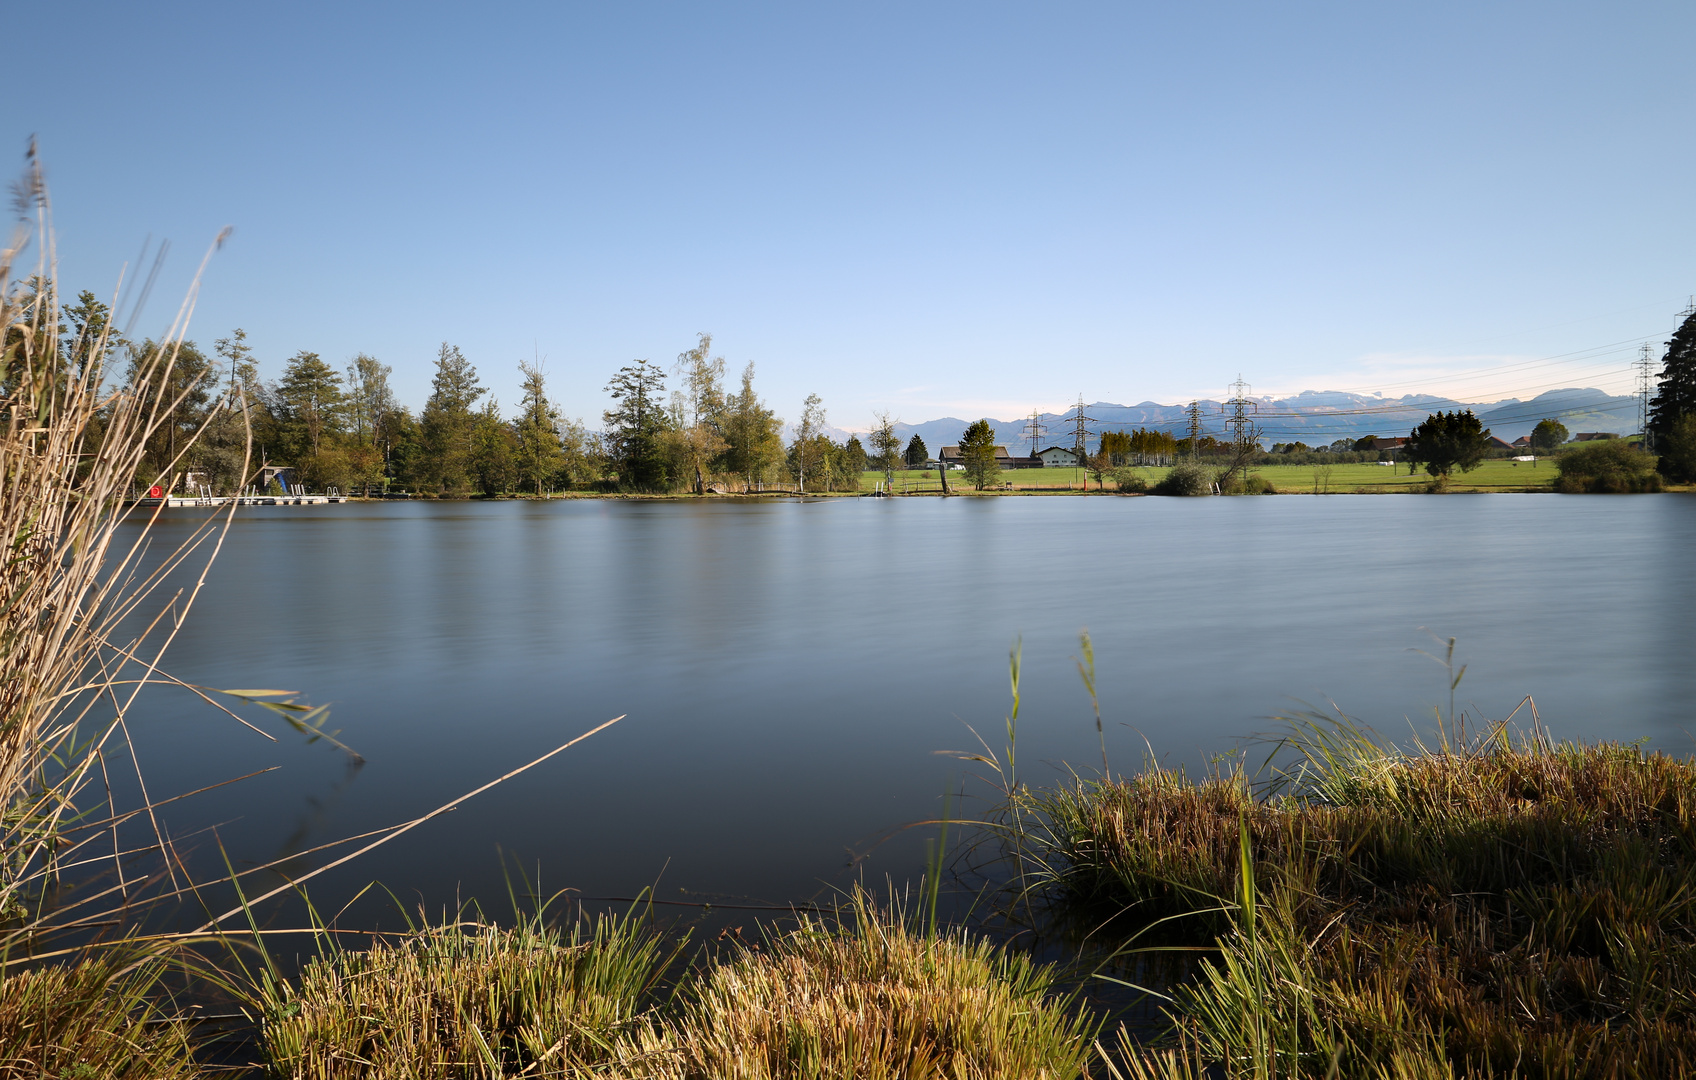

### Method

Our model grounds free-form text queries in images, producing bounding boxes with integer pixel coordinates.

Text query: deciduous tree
[720,362,783,490]
[869,412,901,480]
[1529,418,1568,453]
[793,394,827,491]
[959,419,1000,490]
[1405,410,1489,478]
[671,334,728,494]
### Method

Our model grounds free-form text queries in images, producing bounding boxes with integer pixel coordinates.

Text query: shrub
[1554,441,1663,493]
[1111,467,1148,493]
[1151,461,1213,497]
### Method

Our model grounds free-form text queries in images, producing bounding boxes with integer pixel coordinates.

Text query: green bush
[1111,467,1148,493]
[1151,461,1213,497]
[1554,440,1663,493]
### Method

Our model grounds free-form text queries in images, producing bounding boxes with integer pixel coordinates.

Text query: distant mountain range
[883,388,1639,455]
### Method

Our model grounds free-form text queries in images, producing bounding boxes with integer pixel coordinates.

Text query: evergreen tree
[62,290,118,376]
[1651,309,1696,477]
[1658,415,1696,484]
[275,350,345,459]
[843,434,868,480]
[1405,410,1489,478]
[472,399,516,495]
[602,360,670,490]
[959,419,1000,490]
[214,328,260,401]
[903,433,928,468]
[514,359,564,495]
[420,343,485,494]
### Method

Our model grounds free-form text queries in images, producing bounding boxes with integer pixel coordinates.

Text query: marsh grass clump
[0,953,199,1079]
[260,894,1100,1079]
[640,893,1100,1079]
[1031,721,1696,1078]
[259,908,677,1078]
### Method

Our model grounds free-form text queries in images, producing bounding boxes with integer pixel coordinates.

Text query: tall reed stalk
[0,147,241,936]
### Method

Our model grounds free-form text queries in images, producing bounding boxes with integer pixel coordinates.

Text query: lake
[120,494,1696,922]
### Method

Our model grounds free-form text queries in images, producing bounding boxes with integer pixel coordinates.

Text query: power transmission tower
[1223,375,1260,487]
[1068,395,1097,463]
[1186,401,1202,458]
[1224,375,1259,451]
[1022,409,1047,458]
[1638,342,1656,450]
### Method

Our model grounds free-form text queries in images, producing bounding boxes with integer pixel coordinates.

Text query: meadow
[857,458,1560,494]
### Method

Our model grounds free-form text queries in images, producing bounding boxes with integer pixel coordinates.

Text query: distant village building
[1487,436,1515,451]
[1573,432,1617,442]
[1368,437,1409,453]
[1511,435,1533,449]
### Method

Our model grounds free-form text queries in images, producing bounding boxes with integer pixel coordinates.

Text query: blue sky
[14,2,1696,429]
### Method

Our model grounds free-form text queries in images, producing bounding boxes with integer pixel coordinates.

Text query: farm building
[1036,445,1082,468]
[937,445,1035,469]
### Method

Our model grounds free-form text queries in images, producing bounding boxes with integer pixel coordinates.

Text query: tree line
[1,288,895,497]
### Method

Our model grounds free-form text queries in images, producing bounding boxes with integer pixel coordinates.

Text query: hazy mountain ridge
[885,388,1638,456]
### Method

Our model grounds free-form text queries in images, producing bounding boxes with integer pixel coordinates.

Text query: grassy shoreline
[21,717,1696,1077]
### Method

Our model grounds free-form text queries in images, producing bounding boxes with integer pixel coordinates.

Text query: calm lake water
[122,494,1696,920]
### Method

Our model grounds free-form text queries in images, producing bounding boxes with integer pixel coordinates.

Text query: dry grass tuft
[0,953,199,1079]
[262,894,1100,1079]
[641,893,1098,1079]
[260,909,676,1079]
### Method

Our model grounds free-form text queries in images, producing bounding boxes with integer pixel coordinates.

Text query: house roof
[1036,445,1080,456]
[938,445,1016,459]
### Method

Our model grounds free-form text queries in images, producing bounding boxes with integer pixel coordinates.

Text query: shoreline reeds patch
[1026,717,1696,1078]
[258,893,1099,1079]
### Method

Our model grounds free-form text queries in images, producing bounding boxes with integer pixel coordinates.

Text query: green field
[857,458,1560,494]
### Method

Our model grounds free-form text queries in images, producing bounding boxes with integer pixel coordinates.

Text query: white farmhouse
[1037,445,1081,468]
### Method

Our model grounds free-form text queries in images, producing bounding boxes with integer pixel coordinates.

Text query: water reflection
[121,494,1696,918]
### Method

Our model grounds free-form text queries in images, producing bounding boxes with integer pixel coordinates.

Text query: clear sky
[14,2,1696,429]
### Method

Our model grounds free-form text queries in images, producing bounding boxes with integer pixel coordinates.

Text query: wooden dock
[133,495,351,508]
